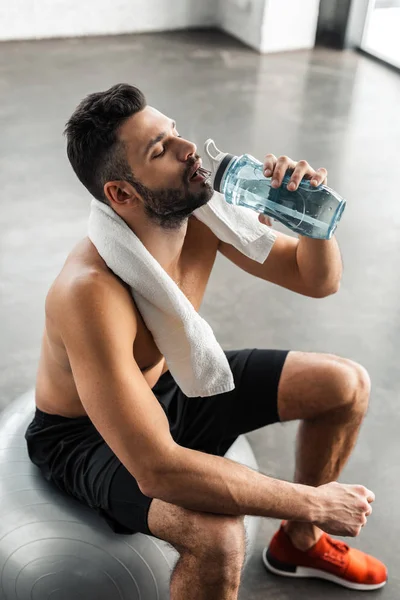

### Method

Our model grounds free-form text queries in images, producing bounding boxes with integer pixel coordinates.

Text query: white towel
[88,192,277,397]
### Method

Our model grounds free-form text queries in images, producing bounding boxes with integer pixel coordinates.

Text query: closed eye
[153,146,165,159]
[152,134,182,159]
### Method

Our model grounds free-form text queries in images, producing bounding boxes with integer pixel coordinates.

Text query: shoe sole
[262,547,387,591]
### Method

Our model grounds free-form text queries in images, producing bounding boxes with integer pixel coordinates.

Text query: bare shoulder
[47,237,139,342]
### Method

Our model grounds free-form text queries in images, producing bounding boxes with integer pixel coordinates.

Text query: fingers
[258,214,273,227]
[360,504,373,530]
[360,513,370,530]
[284,159,312,190]
[355,484,375,504]
[269,155,297,188]
[366,489,375,503]
[263,153,277,177]
[311,167,328,187]
[263,153,328,191]
[287,163,327,190]
[358,487,374,531]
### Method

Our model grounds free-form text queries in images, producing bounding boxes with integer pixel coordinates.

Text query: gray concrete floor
[1,29,400,598]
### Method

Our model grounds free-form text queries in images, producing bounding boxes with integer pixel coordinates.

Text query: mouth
[188,161,211,184]
[189,160,202,180]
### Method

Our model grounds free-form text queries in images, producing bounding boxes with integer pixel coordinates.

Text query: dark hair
[64,83,146,205]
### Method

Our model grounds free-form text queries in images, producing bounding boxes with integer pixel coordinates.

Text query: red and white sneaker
[263,523,388,591]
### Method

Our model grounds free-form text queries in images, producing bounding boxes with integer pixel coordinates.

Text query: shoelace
[326,537,349,553]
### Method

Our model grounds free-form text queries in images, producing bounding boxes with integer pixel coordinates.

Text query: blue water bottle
[203,139,346,240]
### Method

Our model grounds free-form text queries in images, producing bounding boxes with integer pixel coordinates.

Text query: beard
[130,157,213,231]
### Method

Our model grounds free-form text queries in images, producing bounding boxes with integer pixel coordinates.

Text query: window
[361,0,400,69]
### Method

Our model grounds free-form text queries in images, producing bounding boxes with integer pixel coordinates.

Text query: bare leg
[147,499,246,600]
[170,550,242,600]
[276,351,371,549]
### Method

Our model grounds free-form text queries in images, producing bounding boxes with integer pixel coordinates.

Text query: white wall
[218,0,319,54]
[345,0,371,48]
[0,0,320,54]
[218,0,267,53]
[261,0,320,53]
[0,0,217,41]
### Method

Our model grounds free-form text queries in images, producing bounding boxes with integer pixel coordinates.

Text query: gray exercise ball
[0,390,260,600]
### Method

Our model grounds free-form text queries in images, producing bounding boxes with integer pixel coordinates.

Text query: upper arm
[218,231,316,296]
[59,273,176,492]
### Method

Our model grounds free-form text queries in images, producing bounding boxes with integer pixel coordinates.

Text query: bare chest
[36,218,220,415]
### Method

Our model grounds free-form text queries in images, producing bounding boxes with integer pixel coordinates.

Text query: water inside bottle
[228,169,344,239]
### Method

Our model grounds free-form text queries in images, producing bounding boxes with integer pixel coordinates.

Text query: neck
[118,206,188,275]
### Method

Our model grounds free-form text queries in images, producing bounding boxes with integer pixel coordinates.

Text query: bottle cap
[203,139,236,192]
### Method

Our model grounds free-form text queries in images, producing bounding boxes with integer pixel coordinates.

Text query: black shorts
[25,348,289,537]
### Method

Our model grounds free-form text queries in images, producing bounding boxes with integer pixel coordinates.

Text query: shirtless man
[25,83,387,599]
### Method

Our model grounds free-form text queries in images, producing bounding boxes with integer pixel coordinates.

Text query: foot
[263,523,388,591]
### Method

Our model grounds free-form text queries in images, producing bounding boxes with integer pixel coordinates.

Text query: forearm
[144,445,319,522]
[296,235,342,296]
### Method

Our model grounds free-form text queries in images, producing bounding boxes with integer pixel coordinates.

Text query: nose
[177,138,197,162]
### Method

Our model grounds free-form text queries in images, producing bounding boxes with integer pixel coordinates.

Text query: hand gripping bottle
[203,139,346,240]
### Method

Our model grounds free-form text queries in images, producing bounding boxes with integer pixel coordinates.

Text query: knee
[337,359,371,418]
[187,514,246,575]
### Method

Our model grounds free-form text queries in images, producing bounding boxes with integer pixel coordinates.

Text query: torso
[35,216,220,417]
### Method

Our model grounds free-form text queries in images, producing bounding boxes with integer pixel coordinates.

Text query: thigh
[177,348,290,457]
[147,497,246,553]
[102,462,155,536]
[221,348,291,442]
[104,461,246,546]
[103,348,290,536]
[277,350,369,422]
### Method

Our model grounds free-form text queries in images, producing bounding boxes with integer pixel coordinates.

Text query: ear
[103,181,140,207]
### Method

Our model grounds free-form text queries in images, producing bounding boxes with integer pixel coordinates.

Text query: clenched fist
[313,481,374,537]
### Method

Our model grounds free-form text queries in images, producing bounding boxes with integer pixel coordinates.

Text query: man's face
[118,106,213,230]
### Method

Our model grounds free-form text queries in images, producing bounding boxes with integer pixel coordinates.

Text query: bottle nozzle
[204,139,223,161]
[197,166,211,182]
[203,139,236,192]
